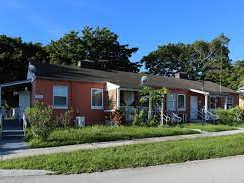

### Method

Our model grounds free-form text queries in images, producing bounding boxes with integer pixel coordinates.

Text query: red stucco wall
[32,78,105,125]
[31,78,240,124]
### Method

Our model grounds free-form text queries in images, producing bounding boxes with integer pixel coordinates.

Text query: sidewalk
[1,128,244,161]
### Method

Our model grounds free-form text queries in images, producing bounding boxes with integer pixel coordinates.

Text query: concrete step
[1,130,25,140]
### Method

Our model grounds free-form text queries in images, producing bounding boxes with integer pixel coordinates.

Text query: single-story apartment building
[0,62,239,125]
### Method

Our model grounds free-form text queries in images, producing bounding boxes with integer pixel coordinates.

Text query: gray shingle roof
[32,63,238,94]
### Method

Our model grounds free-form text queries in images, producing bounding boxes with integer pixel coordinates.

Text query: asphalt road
[2,155,244,183]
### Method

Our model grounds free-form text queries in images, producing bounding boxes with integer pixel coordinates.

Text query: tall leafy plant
[139,86,168,124]
[25,101,54,140]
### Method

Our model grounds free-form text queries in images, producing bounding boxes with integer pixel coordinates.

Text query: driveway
[2,154,244,183]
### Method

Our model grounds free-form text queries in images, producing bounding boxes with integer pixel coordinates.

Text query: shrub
[216,106,244,125]
[112,109,125,125]
[25,101,54,140]
[147,115,160,127]
[56,109,74,127]
[133,109,145,126]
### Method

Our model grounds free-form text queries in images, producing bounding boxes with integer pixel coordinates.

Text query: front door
[19,91,30,118]
[190,96,198,120]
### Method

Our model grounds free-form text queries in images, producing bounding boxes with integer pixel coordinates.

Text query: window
[226,97,233,109]
[210,96,217,109]
[91,88,103,109]
[167,94,176,111]
[53,86,68,109]
[177,94,186,111]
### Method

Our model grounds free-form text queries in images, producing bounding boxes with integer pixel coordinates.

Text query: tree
[0,35,48,83]
[141,43,194,77]
[141,34,231,84]
[139,86,168,124]
[46,26,140,72]
[46,31,84,66]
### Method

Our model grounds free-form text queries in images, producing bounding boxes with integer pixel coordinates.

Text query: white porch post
[116,88,120,109]
[161,97,164,125]
[204,94,208,122]
[204,94,208,112]
[224,96,227,109]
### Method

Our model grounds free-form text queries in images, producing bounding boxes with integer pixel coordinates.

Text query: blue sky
[0,0,244,63]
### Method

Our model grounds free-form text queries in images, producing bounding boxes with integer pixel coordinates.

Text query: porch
[0,80,31,138]
[105,87,235,123]
[105,88,187,123]
[189,89,234,122]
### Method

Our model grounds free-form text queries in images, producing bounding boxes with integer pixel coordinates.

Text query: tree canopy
[141,34,231,84]
[0,35,48,83]
[0,27,140,84]
[46,26,140,72]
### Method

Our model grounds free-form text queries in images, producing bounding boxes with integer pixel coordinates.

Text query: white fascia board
[0,80,32,88]
[190,89,209,95]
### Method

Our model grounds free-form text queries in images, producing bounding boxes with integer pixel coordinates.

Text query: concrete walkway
[1,128,244,161]
[0,139,28,156]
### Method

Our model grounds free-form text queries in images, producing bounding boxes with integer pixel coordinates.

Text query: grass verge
[184,123,237,132]
[26,126,199,148]
[2,133,244,174]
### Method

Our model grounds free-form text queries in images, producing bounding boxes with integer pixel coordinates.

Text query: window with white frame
[167,94,176,111]
[53,86,68,108]
[226,97,233,109]
[177,94,186,111]
[91,88,103,109]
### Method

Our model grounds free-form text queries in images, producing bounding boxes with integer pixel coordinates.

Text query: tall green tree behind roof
[46,26,140,72]
[0,35,48,83]
[141,34,231,86]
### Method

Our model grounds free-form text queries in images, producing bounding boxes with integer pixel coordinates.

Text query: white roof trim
[0,79,32,88]
[190,89,209,95]
[105,82,120,91]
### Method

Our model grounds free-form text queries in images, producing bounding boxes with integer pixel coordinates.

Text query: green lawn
[3,133,244,174]
[236,123,244,128]
[184,123,237,132]
[26,126,199,148]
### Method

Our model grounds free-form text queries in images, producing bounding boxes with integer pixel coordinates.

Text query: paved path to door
[1,128,244,161]
[2,154,244,183]
[0,138,28,156]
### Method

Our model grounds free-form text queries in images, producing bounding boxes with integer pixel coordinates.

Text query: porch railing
[171,112,182,124]
[22,113,27,132]
[161,113,171,125]
[205,110,218,123]
[1,107,26,120]
[120,106,174,123]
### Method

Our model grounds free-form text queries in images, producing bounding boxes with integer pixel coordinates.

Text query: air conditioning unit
[76,116,85,127]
